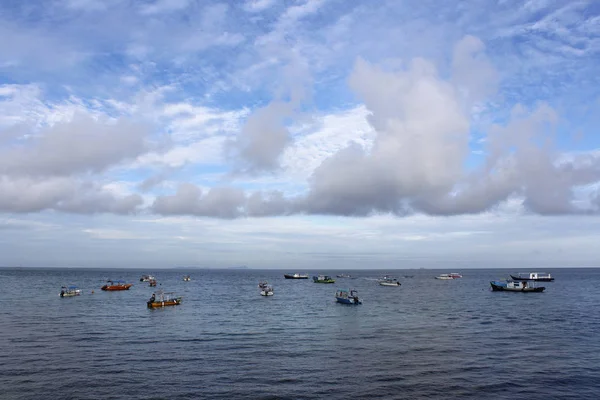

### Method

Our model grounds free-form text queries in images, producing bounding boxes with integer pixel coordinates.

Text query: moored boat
[449,272,462,278]
[284,273,309,279]
[258,281,274,296]
[490,280,545,292]
[313,275,335,283]
[435,274,454,280]
[335,288,362,304]
[336,273,351,278]
[101,280,133,291]
[60,286,81,297]
[140,275,155,282]
[510,272,554,282]
[147,291,182,308]
[378,276,401,286]
[183,275,191,281]
[149,278,157,287]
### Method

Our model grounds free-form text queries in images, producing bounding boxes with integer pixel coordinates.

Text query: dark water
[1,268,599,399]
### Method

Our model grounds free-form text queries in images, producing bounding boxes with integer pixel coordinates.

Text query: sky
[1,0,600,269]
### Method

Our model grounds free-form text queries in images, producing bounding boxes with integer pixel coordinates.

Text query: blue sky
[1,0,600,268]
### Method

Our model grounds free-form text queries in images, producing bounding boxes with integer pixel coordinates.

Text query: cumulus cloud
[0,114,151,177]
[0,177,143,214]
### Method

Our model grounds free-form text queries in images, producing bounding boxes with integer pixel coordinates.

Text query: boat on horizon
[140,275,155,282]
[284,273,308,279]
[101,280,133,291]
[510,272,554,282]
[313,275,335,284]
[335,288,362,304]
[435,274,454,280]
[336,273,351,278]
[147,291,182,308]
[59,285,81,297]
[490,280,545,292]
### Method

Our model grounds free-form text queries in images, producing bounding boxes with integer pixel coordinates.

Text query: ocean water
[1,267,599,400]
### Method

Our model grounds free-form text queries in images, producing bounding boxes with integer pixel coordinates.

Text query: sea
[1,267,599,400]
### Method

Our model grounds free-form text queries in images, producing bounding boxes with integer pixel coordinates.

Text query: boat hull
[313,280,335,284]
[284,274,308,279]
[490,282,545,292]
[60,291,81,297]
[147,299,182,308]
[435,276,454,280]
[260,291,274,296]
[101,284,133,291]
[336,297,361,304]
[379,282,401,286]
[510,275,554,282]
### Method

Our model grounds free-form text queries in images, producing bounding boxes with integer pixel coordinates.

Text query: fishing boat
[490,280,545,292]
[378,276,401,286]
[335,288,362,304]
[149,278,157,287]
[101,280,133,291]
[510,272,554,282]
[147,291,182,308]
[140,275,155,282]
[258,281,274,296]
[183,275,191,281]
[435,274,454,280]
[284,273,309,279]
[313,275,335,283]
[59,286,81,297]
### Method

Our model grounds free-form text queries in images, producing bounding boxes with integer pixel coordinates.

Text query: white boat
[259,281,274,296]
[59,286,81,297]
[435,274,454,280]
[140,275,155,282]
[378,276,401,286]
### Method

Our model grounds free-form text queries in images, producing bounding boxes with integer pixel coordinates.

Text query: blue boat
[490,280,545,292]
[335,289,362,304]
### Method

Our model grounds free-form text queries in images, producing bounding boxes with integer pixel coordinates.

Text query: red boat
[101,280,133,291]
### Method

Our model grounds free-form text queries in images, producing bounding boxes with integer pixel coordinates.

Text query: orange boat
[101,280,133,291]
[147,291,182,308]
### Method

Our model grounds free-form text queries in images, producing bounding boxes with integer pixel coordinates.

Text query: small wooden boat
[510,272,554,282]
[101,280,133,291]
[335,288,362,304]
[60,286,81,297]
[284,273,309,279]
[147,291,182,308]
[490,280,545,292]
[378,276,401,286]
[313,275,335,284]
[258,281,274,296]
[140,275,155,282]
[183,275,191,282]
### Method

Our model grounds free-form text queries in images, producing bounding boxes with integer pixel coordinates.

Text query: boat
[59,285,81,297]
[510,272,554,282]
[147,291,182,308]
[490,280,545,292]
[140,275,155,282]
[313,275,335,283]
[449,272,462,278]
[335,288,362,304]
[435,274,454,280]
[378,276,401,286]
[149,278,157,287]
[101,280,133,291]
[284,273,309,279]
[258,281,274,296]
[183,275,191,281]
[403,275,414,278]
[336,273,351,278]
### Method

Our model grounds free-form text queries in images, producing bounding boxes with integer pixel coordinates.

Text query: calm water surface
[1,268,599,399]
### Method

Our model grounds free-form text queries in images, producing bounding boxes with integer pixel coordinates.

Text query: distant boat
[378,276,401,286]
[183,275,191,282]
[435,274,454,280]
[149,278,157,287]
[140,275,155,282]
[284,273,308,279]
[147,291,182,308]
[313,275,335,284]
[510,272,554,282]
[335,288,362,304]
[490,280,545,292]
[449,272,462,278]
[336,273,351,278]
[258,281,274,296]
[59,285,81,297]
[101,280,133,291]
